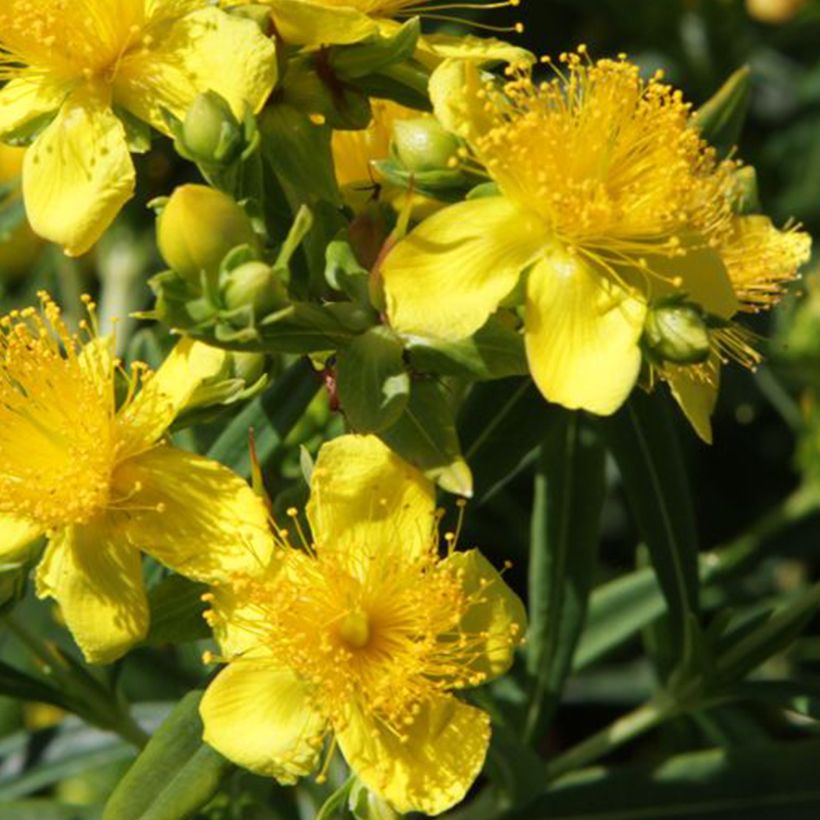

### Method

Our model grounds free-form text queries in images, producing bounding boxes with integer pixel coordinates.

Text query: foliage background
[0,0,819,818]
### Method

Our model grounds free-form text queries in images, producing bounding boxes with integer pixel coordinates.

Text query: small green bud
[643,302,711,365]
[157,185,258,287]
[229,351,268,384]
[182,91,242,165]
[221,261,288,316]
[391,118,461,173]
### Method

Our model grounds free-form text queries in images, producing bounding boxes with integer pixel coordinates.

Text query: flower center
[338,610,371,649]
[0,297,118,528]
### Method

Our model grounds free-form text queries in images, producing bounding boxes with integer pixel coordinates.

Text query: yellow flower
[0,295,273,664]
[0,0,277,256]
[200,434,526,816]
[229,0,527,64]
[381,52,811,436]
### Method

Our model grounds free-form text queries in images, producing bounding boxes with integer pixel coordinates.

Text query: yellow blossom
[200,434,526,815]
[0,295,273,663]
[0,0,277,256]
[225,0,527,65]
[380,52,811,439]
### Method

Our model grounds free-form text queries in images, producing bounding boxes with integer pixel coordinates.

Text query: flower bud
[391,118,461,173]
[182,91,243,165]
[229,351,268,384]
[221,261,288,316]
[643,302,711,366]
[157,185,258,287]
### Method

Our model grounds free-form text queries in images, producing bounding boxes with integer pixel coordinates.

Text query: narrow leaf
[600,391,700,655]
[525,413,606,740]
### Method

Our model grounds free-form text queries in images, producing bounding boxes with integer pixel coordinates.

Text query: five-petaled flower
[380,51,811,441]
[200,434,526,816]
[0,295,272,663]
[0,0,277,255]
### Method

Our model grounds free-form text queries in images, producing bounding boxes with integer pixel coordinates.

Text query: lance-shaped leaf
[337,326,411,433]
[524,413,606,741]
[103,692,232,820]
[379,378,472,496]
[459,378,562,505]
[600,391,700,660]
[406,316,529,382]
[505,738,820,819]
[692,66,751,155]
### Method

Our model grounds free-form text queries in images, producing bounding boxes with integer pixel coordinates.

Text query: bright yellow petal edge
[200,434,527,814]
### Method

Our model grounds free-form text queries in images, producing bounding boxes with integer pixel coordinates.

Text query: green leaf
[573,564,667,672]
[713,583,820,688]
[459,378,561,505]
[103,692,232,820]
[336,326,411,433]
[379,378,472,496]
[524,413,606,740]
[329,18,421,79]
[504,738,820,819]
[207,357,320,477]
[0,801,98,820]
[406,316,529,382]
[692,66,751,155]
[145,576,210,646]
[600,391,700,657]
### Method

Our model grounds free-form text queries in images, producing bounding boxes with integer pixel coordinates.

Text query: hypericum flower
[0,1,277,256]
[200,434,526,816]
[0,295,273,663]
[381,52,811,436]
[228,0,526,63]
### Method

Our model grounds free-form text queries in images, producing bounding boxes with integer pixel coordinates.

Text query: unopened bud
[391,118,461,173]
[229,351,267,384]
[157,185,258,287]
[221,261,287,316]
[643,302,711,365]
[182,91,242,165]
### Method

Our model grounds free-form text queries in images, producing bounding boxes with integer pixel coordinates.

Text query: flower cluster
[0,0,812,816]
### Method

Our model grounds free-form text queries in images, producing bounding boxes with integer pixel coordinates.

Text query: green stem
[546,696,674,783]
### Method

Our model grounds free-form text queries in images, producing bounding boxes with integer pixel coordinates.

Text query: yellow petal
[117,337,227,456]
[440,549,527,683]
[201,661,326,783]
[307,434,436,559]
[266,0,378,46]
[525,252,647,415]
[209,565,283,660]
[114,447,273,583]
[0,516,44,560]
[429,58,499,145]
[23,88,135,256]
[337,697,490,816]
[647,243,739,320]
[35,520,148,664]
[720,215,811,310]
[666,363,719,445]
[115,7,277,132]
[0,76,67,137]
[416,33,533,71]
[383,197,543,341]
